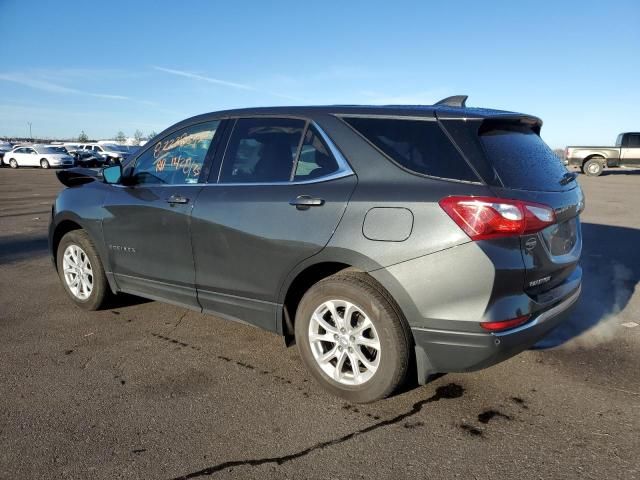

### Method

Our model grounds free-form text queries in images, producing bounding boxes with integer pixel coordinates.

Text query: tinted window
[132,121,219,185]
[293,126,339,181]
[343,117,478,182]
[479,124,570,192]
[37,147,60,154]
[627,134,640,147]
[219,118,305,183]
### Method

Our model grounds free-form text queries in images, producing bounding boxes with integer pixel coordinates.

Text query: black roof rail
[434,95,468,108]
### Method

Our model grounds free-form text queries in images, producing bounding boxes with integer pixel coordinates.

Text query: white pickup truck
[79,143,130,164]
[565,132,640,176]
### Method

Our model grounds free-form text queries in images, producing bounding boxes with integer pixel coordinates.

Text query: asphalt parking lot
[1,167,638,479]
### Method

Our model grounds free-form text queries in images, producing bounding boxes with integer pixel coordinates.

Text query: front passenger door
[102,120,222,308]
[25,148,38,166]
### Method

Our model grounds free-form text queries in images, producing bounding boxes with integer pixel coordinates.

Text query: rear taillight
[439,196,556,240]
[480,315,530,332]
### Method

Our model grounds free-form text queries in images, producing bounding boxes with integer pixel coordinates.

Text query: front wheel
[584,158,604,177]
[295,272,411,403]
[56,230,111,310]
[9,158,18,169]
[40,158,50,169]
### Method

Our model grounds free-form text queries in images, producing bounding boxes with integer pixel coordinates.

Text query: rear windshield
[479,124,571,191]
[342,117,479,182]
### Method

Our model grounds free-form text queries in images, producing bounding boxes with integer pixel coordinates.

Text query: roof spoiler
[434,95,468,108]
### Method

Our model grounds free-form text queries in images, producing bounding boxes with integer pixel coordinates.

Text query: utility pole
[27,122,32,140]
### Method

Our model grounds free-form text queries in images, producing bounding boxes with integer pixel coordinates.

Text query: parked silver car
[5,145,75,169]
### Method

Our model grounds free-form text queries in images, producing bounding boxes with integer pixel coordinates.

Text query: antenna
[434,95,468,108]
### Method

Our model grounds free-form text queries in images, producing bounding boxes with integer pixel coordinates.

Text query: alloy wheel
[62,244,94,300]
[308,299,381,385]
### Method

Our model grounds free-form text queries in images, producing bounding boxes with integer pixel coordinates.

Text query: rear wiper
[559,172,577,186]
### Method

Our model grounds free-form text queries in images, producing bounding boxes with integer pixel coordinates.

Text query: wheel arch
[51,215,119,294]
[51,219,84,268]
[280,261,357,343]
[582,154,605,165]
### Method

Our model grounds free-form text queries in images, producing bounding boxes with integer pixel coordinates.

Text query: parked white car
[5,145,75,169]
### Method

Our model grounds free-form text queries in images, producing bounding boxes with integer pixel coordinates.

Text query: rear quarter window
[479,124,570,191]
[342,117,479,182]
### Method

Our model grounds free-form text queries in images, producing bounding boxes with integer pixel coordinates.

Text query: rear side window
[342,117,479,182]
[479,124,570,191]
[627,134,640,147]
[219,118,305,183]
[293,126,339,181]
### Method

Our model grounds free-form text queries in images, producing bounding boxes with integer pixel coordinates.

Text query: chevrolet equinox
[49,96,583,402]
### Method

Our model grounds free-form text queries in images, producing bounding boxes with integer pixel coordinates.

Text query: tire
[56,230,111,310]
[9,158,18,169]
[295,271,411,403]
[584,158,604,177]
[40,158,50,169]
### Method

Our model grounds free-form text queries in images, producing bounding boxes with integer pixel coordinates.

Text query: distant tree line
[109,129,157,144]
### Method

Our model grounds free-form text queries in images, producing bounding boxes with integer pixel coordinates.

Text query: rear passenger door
[10,148,28,165]
[190,117,357,331]
[620,134,640,167]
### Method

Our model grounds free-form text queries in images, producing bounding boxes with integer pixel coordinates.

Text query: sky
[0,0,638,148]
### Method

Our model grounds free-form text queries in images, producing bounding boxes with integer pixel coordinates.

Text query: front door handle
[289,195,325,210]
[166,194,190,205]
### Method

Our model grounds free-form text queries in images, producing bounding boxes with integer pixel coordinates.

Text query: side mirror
[102,165,122,184]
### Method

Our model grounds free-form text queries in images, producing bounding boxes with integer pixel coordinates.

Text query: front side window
[293,126,339,181]
[219,118,305,183]
[131,121,220,185]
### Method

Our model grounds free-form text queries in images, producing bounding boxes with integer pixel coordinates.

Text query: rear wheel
[584,158,604,177]
[40,158,50,169]
[56,230,111,310]
[295,271,411,403]
[9,158,18,169]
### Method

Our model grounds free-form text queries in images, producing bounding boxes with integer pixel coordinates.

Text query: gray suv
[49,96,583,402]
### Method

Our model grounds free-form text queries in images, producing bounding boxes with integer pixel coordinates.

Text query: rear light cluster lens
[439,196,556,240]
[480,315,530,332]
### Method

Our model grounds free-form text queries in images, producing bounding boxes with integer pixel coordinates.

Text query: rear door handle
[289,195,325,210]
[166,194,190,205]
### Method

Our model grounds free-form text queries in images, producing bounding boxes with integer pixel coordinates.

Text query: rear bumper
[413,285,581,383]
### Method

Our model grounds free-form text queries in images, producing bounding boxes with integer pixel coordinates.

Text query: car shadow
[601,169,640,176]
[104,292,152,309]
[533,222,640,348]
[0,234,49,265]
[0,233,152,308]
